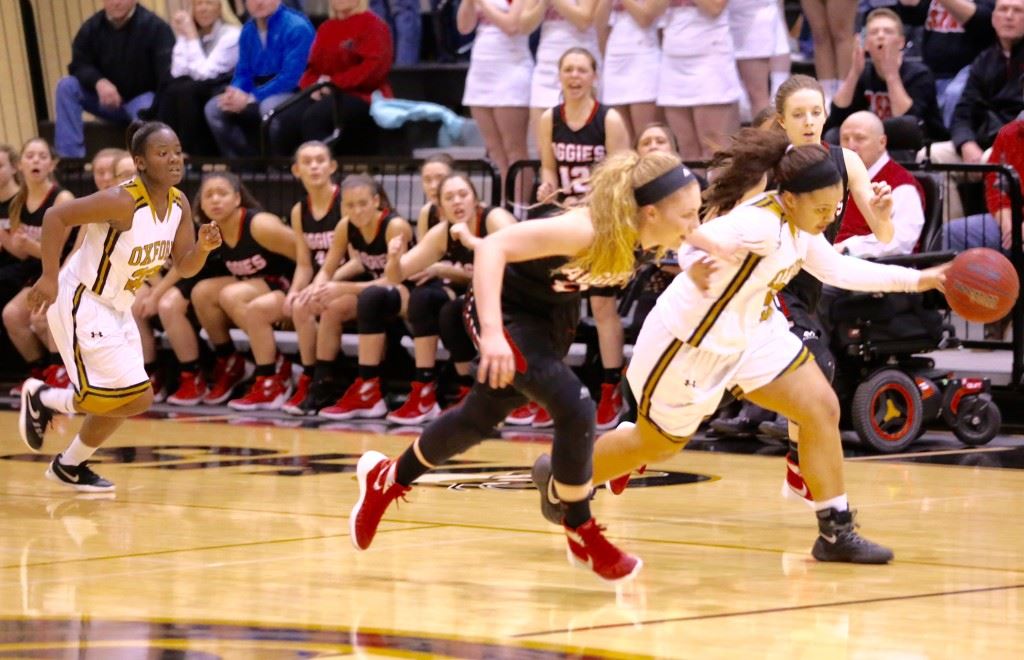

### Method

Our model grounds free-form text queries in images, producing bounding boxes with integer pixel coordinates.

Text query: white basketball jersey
[65,177,183,312]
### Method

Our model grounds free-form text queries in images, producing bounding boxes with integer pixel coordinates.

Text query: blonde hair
[332,0,370,16]
[565,150,681,277]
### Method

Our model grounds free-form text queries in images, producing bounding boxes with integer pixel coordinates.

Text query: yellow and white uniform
[628,193,922,441]
[48,178,183,412]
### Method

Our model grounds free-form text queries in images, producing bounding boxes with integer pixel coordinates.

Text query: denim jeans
[941,213,1006,253]
[203,92,292,158]
[936,65,971,132]
[371,0,421,65]
[54,76,155,158]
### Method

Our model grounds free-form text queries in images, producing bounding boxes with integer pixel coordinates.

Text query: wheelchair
[828,287,1002,453]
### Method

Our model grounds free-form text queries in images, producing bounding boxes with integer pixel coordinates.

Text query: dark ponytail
[125,120,174,157]
[703,128,790,215]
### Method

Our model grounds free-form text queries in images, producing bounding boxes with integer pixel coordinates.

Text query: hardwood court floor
[1,411,1022,658]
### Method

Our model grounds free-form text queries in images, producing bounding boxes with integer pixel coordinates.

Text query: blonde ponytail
[565,150,680,278]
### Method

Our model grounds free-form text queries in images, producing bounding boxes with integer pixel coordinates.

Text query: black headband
[778,157,842,194]
[634,165,696,207]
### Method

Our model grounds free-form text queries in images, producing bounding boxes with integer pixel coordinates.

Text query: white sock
[814,493,849,513]
[61,435,97,466]
[40,386,76,414]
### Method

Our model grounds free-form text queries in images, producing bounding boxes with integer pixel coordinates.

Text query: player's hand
[136,291,159,318]
[198,221,222,252]
[8,228,31,253]
[450,223,481,250]
[919,262,950,293]
[387,235,406,258]
[477,329,516,389]
[686,255,717,293]
[869,181,893,218]
[27,275,57,314]
[960,141,984,165]
[537,181,557,204]
[851,35,866,80]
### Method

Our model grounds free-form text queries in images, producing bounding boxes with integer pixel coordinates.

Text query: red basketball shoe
[564,518,643,583]
[349,451,411,550]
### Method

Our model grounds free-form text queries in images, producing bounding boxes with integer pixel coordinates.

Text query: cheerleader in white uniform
[729,0,784,117]
[657,0,742,160]
[521,0,601,127]
[596,0,666,140]
[458,0,533,179]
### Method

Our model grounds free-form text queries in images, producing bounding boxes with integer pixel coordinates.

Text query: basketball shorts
[48,274,150,413]
[627,313,812,441]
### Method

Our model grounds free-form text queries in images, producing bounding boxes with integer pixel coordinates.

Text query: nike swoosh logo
[821,533,837,544]
[27,395,41,421]
[54,461,80,483]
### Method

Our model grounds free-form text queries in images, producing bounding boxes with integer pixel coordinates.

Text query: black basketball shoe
[45,453,115,492]
[812,508,893,564]
[19,378,53,452]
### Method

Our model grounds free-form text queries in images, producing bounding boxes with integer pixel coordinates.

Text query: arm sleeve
[329,20,393,92]
[253,21,314,101]
[950,61,985,148]
[68,20,104,89]
[803,233,922,291]
[985,130,1010,215]
[230,27,254,92]
[838,185,925,258]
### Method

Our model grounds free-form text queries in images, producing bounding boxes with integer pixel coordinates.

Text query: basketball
[945,248,1019,323]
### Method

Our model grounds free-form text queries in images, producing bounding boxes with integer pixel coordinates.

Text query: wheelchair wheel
[851,370,923,453]
[951,394,1001,446]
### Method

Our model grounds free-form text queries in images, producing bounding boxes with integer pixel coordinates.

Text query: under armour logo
[90,331,103,338]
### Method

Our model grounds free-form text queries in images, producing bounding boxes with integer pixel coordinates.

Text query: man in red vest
[836,111,926,256]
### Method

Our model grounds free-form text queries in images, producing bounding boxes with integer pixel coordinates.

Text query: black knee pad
[439,297,476,363]
[416,386,524,466]
[407,285,449,337]
[356,285,401,334]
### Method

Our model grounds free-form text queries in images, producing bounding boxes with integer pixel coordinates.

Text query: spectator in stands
[657,0,742,160]
[336,173,516,424]
[1,139,77,392]
[226,0,306,20]
[634,122,679,157]
[54,0,174,158]
[90,148,123,192]
[186,172,296,405]
[458,0,533,182]
[923,0,1024,216]
[229,142,345,412]
[898,0,996,129]
[370,0,421,65]
[158,0,241,157]
[597,0,665,140]
[800,0,858,105]
[269,0,393,157]
[729,0,787,119]
[522,0,601,130]
[113,152,137,182]
[204,0,315,158]
[836,111,926,256]
[943,113,1024,252]
[415,154,454,240]
[827,9,946,141]
[289,175,413,417]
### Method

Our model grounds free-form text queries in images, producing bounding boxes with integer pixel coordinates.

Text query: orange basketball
[945,248,1019,324]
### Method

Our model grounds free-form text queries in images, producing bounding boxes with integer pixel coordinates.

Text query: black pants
[267,91,375,157]
[157,76,230,156]
[415,299,595,486]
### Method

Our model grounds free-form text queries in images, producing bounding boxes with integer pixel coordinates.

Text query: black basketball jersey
[425,202,442,231]
[300,186,342,270]
[0,192,16,268]
[443,206,494,267]
[503,251,631,313]
[551,101,609,197]
[348,210,406,279]
[221,208,292,279]
[16,184,77,263]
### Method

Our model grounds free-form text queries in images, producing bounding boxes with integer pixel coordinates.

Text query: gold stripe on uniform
[70,284,89,396]
[638,338,683,419]
[687,253,762,347]
[774,345,815,382]
[91,227,122,295]
[81,380,152,398]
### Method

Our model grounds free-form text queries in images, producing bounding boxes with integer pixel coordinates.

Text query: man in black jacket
[827,8,947,141]
[54,0,174,158]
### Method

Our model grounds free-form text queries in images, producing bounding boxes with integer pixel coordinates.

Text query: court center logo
[0,444,713,489]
